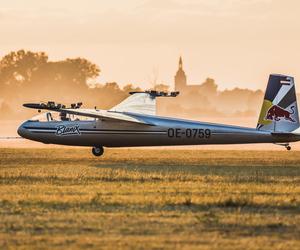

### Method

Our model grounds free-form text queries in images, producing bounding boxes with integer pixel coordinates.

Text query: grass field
[0,148,299,249]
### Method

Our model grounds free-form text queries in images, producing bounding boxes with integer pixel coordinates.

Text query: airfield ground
[0,148,299,249]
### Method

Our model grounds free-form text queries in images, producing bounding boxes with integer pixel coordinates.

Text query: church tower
[174,56,187,92]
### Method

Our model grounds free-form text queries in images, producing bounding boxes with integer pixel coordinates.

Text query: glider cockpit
[28,111,94,123]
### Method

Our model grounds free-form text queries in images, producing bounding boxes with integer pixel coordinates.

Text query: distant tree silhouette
[199,78,218,97]
[0,50,48,99]
[154,83,169,92]
[0,50,100,108]
[0,50,48,84]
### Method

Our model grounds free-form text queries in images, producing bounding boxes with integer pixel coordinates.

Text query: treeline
[0,50,274,120]
[0,50,142,119]
[160,78,265,119]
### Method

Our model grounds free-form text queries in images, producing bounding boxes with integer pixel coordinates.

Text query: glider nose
[17,122,28,138]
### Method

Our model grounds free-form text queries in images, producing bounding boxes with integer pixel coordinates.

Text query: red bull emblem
[266,105,295,122]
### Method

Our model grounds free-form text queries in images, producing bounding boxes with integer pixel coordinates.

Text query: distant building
[174,57,187,91]
[174,57,209,93]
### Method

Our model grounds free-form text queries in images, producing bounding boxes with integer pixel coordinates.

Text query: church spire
[179,56,183,70]
[175,56,187,91]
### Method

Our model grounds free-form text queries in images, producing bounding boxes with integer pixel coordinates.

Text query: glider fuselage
[18,113,300,147]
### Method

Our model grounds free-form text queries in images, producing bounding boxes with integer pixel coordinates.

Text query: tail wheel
[92,146,104,157]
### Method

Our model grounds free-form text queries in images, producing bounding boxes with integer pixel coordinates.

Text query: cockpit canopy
[28,112,93,122]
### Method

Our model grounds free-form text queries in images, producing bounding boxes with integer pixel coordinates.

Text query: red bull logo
[266,105,295,122]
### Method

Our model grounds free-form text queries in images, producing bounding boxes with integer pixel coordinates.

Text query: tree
[0,50,101,115]
[0,50,48,100]
[0,50,48,86]
[199,78,218,96]
[123,84,141,93]
[64,58,100,85]
[153,83,169,92]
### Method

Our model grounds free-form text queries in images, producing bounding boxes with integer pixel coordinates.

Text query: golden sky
[1,0,300,90]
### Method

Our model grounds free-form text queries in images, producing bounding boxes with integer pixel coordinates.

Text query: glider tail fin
[257,74,299,132]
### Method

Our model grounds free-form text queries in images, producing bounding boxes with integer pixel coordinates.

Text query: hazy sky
[1,0,300,90]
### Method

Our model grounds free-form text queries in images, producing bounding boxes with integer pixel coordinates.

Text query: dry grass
[0,148,299,249]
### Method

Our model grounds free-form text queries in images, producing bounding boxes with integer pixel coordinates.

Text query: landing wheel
[274,143,292,151]
[92,146,104,157]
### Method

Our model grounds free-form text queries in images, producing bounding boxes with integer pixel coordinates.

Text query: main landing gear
[92,146,104,157]
[275,143,291,151]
